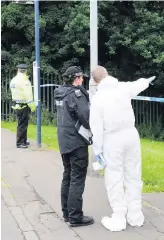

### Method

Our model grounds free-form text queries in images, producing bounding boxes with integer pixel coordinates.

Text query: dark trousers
[16,106,30,145]
[61,146,88,222]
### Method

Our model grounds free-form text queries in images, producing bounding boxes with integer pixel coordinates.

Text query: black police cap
[63,66,89,78]
[16,64,28,69]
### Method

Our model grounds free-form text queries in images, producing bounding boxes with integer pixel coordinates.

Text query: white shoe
[101,216,126,232]
[127,211,144,227]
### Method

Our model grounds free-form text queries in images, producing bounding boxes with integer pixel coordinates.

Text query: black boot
[64,217,69,222]
[17,143,28,149]
[70,216,94,227]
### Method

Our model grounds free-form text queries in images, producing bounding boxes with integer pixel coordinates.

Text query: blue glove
[95,153,106,168]
[92,153,106,171]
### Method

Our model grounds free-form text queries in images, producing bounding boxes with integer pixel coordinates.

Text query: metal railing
[1,72,164,127]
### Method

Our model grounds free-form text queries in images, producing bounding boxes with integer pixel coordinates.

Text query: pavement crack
[68,226,83,240]
[143,200,164,215]
[149,220,164,234]
[154,234,162,240]
[31,230,41,240]
[41,209,83,239]
[133,227,145,238]
[40,211,55,215]
[38,214,55,233]
[24,175,46,204]
[23,230,41,240]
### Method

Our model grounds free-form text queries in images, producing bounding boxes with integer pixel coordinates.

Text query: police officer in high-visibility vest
[10,64,36,148]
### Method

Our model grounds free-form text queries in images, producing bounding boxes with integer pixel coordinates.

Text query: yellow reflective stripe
[12,105,27,110]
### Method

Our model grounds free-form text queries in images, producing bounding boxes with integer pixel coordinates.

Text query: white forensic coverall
[90,76,150,231]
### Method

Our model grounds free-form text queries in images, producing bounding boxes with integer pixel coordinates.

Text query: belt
[12,101,27,105]
[12,101,28,110]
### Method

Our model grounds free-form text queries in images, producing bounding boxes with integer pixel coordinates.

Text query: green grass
[1,121,59,151]
[1,121,164,193]
[141,139,164,192]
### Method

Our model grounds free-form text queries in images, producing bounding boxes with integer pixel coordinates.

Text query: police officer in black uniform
[54,66,94,227]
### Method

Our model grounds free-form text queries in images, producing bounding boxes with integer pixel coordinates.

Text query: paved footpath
[1,128,164,240]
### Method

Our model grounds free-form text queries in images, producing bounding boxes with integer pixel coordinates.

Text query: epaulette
[10,84,16,88]
[75,89,82,97]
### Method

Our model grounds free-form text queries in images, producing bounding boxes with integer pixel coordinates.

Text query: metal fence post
[35,0,41,147]
[89,0,98,170]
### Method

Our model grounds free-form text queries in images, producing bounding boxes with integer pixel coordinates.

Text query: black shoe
[70,216,94,227]
[64,217,69,222]
[25,141,30,146]
[17,144,28,149]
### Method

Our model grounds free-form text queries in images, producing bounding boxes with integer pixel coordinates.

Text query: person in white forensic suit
[89,65,156,232]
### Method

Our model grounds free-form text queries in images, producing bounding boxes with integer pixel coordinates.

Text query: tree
[1,1,164,91]
[98,1,164,90]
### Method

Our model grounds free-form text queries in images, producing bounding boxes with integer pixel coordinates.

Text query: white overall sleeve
[90,95,104,156]
[125,78,150,98]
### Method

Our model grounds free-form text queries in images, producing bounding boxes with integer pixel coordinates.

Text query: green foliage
[2,121,164,192]
[137,117,164,141]
[7,106,164,141]
[2,1,164,90]
[8,106,57,126]
[30,106,57,126]
[1,88,12,102]
[1,121,59,150]
[1,1,164,135]
[98,1,164,88]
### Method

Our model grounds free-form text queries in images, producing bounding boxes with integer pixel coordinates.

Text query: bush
[6,106,164,141]
[137,118,164,141]
[30,107,57,126]
[8,106,57,127]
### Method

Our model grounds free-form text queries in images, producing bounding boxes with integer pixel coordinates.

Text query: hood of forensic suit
[97,76,119,90]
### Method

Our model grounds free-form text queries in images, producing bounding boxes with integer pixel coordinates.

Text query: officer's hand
[29,103,36,112]
[31,106,36,112]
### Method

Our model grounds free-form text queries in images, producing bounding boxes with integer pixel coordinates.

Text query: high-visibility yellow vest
[10,73,35,111]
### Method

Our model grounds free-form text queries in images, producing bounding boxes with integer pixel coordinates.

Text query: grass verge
[1,121,164,193]
[1,121,59,150]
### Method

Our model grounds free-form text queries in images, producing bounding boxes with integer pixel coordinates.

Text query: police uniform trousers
[15,105,30,146]
[61,146,88,222]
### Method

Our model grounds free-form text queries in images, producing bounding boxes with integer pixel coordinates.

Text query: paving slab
[1,128,164,240]
[143,193,164,212]
[1,199,24,240]
[24,231,39,240]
